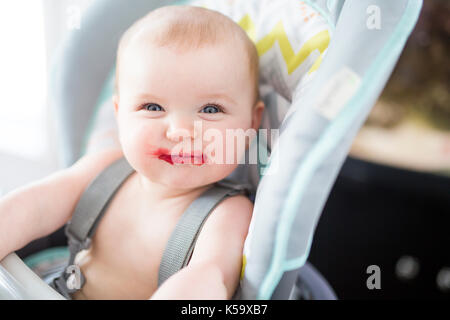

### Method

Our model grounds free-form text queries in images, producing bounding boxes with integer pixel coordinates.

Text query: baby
[0,5,264,299]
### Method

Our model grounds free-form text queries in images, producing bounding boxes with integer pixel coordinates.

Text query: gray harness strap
[51,156,252,299]
[67,157,135,244]
[158,181,250,286]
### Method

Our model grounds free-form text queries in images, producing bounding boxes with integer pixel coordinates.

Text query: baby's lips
[148,148,208,165]
[171,152,207,165]
[148,148,171,157]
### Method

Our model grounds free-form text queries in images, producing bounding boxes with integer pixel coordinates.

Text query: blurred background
[309,0,450,299]
[0,0,92,194]
[350,0,450,174]
[0,0,448,299]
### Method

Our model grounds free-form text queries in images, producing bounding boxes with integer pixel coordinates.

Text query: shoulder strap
[52,156,134,299]
[158,181,252,287]
[65,156,135,245]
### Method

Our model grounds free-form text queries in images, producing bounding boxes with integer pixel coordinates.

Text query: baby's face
[113,41,264,190]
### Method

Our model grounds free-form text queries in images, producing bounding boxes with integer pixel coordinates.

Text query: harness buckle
[64,237,90,292]
[51,224,91,298]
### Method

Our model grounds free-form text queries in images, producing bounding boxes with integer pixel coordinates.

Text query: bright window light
[0,1,47,159]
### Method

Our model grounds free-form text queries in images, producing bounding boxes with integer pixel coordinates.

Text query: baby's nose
[166,119,199,142]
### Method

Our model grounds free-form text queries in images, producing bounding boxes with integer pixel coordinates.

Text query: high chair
[0,0,422,300]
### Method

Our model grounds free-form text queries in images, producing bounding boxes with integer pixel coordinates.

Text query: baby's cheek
[120,123,155,167]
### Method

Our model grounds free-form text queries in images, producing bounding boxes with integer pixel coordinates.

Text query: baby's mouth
[152,149,206,166]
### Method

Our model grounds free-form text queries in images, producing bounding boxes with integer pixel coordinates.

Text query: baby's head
[113,5,264,190]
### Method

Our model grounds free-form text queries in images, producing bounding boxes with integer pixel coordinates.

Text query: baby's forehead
[123,42,251,90]
[126,7,244,52]
[116,6,259,100]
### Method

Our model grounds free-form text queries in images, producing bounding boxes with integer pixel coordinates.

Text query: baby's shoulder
[203,193,254,236]
[216,193,254,217]
[67,148,125,192]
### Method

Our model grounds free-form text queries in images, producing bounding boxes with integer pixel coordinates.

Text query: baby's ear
[246,100,265,150]
[251,100,265,131]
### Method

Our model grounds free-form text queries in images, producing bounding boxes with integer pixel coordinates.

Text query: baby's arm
[0,148,124,261]
[150,194,253,300]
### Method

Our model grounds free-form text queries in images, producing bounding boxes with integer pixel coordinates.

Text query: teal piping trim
[257,0,423,299]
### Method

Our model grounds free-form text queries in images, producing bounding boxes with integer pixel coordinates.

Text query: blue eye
[201,105,222,114]
[143,103,163,111]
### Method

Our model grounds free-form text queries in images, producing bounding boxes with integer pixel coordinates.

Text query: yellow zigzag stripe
[238,14,257,42]
[238,15,330,75]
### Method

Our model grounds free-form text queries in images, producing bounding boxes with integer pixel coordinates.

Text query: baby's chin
[143,163,237,190]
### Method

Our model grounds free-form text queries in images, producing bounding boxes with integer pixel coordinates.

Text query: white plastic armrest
[0,253,65,300]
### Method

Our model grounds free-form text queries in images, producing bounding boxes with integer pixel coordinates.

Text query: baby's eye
[143,103,163,111]
[201,104,222,114]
